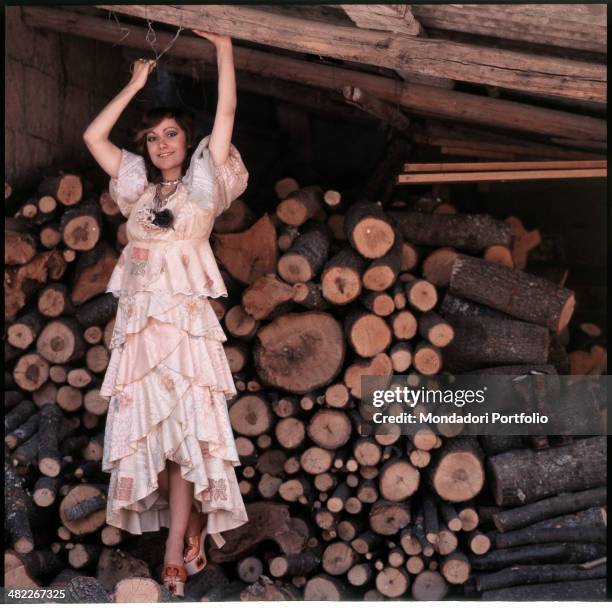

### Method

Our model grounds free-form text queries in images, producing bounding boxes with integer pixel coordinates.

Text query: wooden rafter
[398,168,607,185]
[411,123,604,161]
[121,48,377,127]
[22,7,606,143]
[342,87,410,132]
[411,4,607,54]
[338,4,422,36]
[96,4,606,103]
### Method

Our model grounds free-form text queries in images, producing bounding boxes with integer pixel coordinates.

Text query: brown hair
[133,107,198,182]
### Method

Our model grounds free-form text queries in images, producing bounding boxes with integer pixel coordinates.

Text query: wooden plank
[22,7,607,142]
[97,4,606,102]
[397,169,607,185]
[404,161,607,173]
[411,4,606,53]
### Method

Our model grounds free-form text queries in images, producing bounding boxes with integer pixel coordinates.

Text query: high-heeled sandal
[184,527,207,575]
[161,563,187,597]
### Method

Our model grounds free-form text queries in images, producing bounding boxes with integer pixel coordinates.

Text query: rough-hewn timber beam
[96,4,606,103]
[411,4,606,54]
[22,7,606,142]
[339,4,422,36]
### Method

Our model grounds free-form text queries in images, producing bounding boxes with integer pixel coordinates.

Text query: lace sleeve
[183,135,249,217]
[109,149,148,218]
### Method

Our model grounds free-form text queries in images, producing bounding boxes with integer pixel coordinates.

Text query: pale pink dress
[99,135,249,547]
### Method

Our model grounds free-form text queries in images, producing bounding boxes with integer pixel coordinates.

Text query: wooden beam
[338,4,454,90]
[97,4,606,102]
[412,123,605,161]
[411,4,606,54]
[398,168,607,184]
[22,7,606,142]
[342,86,410,131]
[122,49,377,127]
[404,160,607,173]
[550,138,607,153]
[339,4,422,36]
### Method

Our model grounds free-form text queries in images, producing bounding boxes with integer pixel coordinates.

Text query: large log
[442,314,549,372]
[345,201,396,260]
[95,548,151,592]
[449,255,575,333]
[429,437,485,502]
[5,450,35,554]
[213,215,278,285]
[481,579,607,601]
[475,563,607,592]
[321,246,367,306]
[5,219,37,266]
[5,250,67,320]
[389,212,511,253]
[61,576,113,602]
[4,549,64,588]
[470,542,606,570]
[254,312,345,393]
[492,487,607,532]
[488,437,607,507]
[277,222,332,283]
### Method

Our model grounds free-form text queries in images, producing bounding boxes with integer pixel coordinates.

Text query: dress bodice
[105,136,248,298]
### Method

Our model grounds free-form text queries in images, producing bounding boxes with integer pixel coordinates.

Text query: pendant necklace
[150,180,179,228]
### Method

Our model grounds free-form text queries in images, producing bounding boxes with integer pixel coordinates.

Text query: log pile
[3,171,607,601]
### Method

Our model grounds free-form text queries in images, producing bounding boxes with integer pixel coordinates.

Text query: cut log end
[433,453,485,503]
[558,293,576,334]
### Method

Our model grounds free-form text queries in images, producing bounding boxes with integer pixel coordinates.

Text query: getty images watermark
[359,373,608,436]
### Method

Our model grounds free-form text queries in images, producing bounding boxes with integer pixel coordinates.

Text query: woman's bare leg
[164,460,193,564]
[158,468,169,499]
[185,508,207,539]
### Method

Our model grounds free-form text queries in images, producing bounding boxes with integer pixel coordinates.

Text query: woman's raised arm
[83,59,156,179]
[193,31,236,167]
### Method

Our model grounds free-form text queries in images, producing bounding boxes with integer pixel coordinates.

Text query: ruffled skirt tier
[100,292,248,538]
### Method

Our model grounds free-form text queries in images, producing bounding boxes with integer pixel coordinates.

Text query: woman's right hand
[128,58,156,90]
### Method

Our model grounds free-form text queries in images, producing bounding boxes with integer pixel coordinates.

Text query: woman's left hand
[192,30,232,49]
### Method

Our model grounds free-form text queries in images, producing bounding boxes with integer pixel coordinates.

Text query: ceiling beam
[338,4,422,36]
[342,86,411,131]
[336,4,455,90]
[411,4,606,54]
[121,48,377,127]
[96,4,605,103]
[22,7,606,143]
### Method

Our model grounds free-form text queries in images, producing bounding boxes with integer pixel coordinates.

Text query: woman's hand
[128,58,156,91]
[192,29,232,49]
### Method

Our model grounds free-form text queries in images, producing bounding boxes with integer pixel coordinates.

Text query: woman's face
[145,117,188,174]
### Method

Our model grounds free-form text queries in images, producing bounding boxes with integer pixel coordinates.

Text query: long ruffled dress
[99,135,249,548]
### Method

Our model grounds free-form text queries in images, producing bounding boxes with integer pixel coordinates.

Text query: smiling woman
[81,32,249,597]
[134,110,195,183]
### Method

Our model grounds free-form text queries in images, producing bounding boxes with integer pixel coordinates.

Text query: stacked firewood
[4,173,607,601]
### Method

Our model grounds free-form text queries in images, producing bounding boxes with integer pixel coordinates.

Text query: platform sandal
[161,563,187,597]
[184,526,207,575]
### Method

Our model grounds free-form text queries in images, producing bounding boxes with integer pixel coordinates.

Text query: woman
[83,31,249,597]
